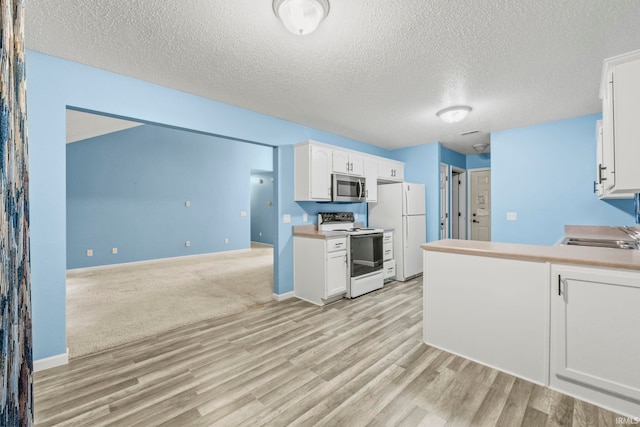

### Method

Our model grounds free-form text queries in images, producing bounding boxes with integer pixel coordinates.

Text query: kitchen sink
[560,237,639,250]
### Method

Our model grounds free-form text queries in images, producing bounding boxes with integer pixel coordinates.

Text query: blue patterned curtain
[0,0,33,425]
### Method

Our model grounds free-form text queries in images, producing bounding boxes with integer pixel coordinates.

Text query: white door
[440,164,449,239]
[403,215,426,279]
[470,169,491,241]
[403,183,425,216]
[326,251,347,298]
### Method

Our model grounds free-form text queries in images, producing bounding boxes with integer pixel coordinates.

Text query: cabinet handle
[350,162,353,172]
[558,275,562,296]
[598,164,606,183]
[593,181,597,194]
[346,162,350,172]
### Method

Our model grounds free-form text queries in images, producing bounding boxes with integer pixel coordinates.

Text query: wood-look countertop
[421,225,640,271]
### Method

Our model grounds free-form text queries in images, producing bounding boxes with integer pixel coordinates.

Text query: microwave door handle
[358,179,364,199]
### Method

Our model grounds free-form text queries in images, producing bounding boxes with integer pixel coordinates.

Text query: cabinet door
[595,120,604,197]
[377,160,393,180]
[326,250,347,298]
[363,156,378,202]
[552,266,640,402]
[310,145,332,200]
[611,59,640,192]
[332,149,349,174]
[349,153,364,176]
[394,163,404,181]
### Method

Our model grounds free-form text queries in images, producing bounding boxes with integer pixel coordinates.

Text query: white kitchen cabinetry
[363,156,378,202]
[378,160,404,182]
[294,141,405,201]
[382,231,395,281]
[294,142,332,201]
[599,50,640,195]
[596,120,634,199]
[294,236,347,306]
[551,264,640,416]
[332,149,363,176]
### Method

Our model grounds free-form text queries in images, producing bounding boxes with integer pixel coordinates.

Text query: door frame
[440,163,449,240]
[467,167,491,240]
[451,166,467,239]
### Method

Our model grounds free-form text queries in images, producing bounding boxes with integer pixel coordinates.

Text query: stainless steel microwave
[332,174,366,202]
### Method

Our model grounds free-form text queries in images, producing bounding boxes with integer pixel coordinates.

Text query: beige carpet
[66,244,274,358]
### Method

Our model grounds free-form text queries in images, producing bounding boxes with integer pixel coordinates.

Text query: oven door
[332,174,366,202]
[350,233,383,277]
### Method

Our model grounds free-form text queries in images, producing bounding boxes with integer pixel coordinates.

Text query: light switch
[185,201,190,207]
[507,212,518,221]
[112,248,118,254]
[86,249,93,257]
[185,241,190,247]
[283,214,291,224]
[224,238,229,244]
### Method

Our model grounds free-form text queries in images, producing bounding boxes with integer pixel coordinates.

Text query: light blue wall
[441,147,466,169]
[27,51,391,360]
[67,124,271,268]
[492,114,635,244]
[389,142,440,242]
[466,153,491,169]
[251,172,275,245]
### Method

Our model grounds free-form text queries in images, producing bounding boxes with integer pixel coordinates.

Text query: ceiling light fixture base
[273,0,330,35]
[436,105,472,124]
[472,143,490,153]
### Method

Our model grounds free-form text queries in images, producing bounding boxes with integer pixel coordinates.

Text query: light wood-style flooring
[34,278,623,426]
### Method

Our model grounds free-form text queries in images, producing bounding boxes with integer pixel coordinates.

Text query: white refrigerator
[369,182,426,281]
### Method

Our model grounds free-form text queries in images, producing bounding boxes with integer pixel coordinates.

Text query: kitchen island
[421,226,640,419]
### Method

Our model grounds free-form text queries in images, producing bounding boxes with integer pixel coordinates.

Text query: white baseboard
[34,348,69,372]
[272,291,295,301]
[67,248,253,273]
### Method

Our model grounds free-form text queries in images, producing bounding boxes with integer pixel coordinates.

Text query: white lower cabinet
[294,236,347,306]
[551,264,640,417]
[326,250,348,298]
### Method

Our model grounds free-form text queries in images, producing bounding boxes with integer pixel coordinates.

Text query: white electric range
[318,213,385,298]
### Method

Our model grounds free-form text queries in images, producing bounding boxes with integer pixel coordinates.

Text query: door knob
[473,219,479,223]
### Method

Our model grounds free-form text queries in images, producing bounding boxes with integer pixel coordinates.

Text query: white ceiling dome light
[273,0,330,35]
[436,106,472,124]
[473,143,490,153]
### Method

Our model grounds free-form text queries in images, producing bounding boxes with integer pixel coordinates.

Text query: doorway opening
[250,171,275,246]
[451,167,467,239]
[65,108,276,358]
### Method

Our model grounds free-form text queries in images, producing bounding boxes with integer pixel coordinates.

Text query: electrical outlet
[185,201,190,207]
[240,211,247,217]
[303,213,308,222]
[112,248,118,254]
[283,214,291,224]
[185,241,190,247]
[86,249,93,257]
[224,238,229,244]
[507,212,518,221]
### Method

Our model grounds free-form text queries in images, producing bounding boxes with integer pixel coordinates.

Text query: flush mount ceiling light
[436,106,472,124]
[273,0,329,35]
[473,143,490,153]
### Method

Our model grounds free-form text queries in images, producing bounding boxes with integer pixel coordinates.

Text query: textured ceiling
[26,1,640,154]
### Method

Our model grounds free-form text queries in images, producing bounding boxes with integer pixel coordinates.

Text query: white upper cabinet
[294,141,404,201]
[294,142,332,201]
[599,49,640,195]
[332,149,363,176]
[378,159,404,182]
[363,156,378,202]
[595,120,634,199]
